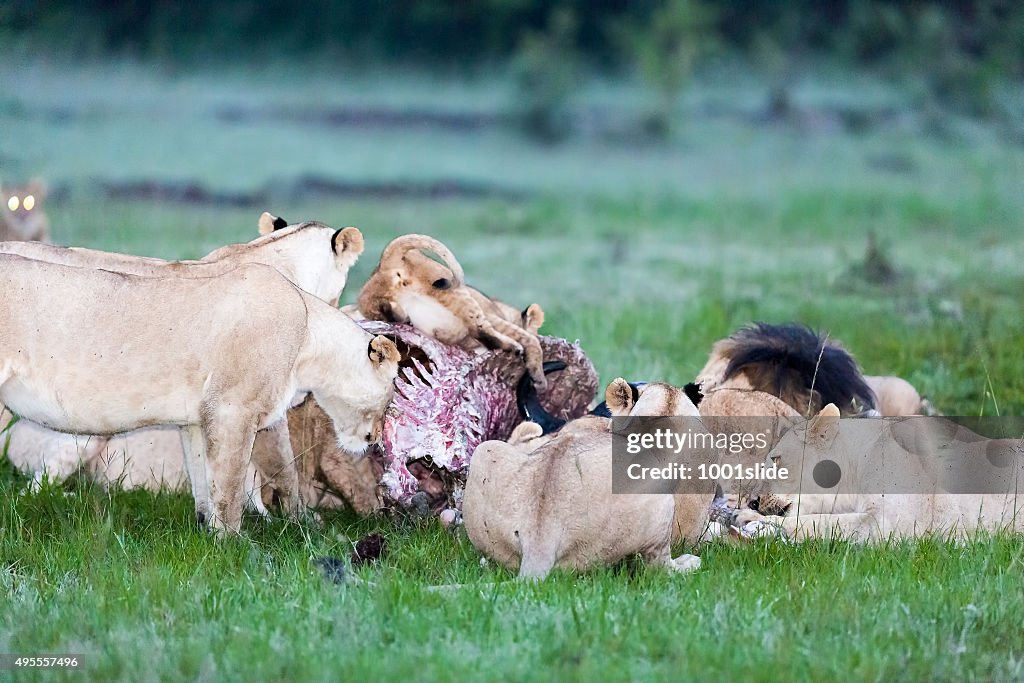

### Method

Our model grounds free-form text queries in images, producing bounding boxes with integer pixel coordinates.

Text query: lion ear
[332,227,364,266]
[605,378,636,416]
[259,212,290,235]
[258,212,277,235]
[367,335,400,377]
[807,403,841,446]
[523,303,545,333]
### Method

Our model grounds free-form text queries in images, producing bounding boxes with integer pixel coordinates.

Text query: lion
[0,255,400,533]
[0,213,364,515]
[1,409,188,490]
[0,211,363,307]
[1,179,49,242]
[689,323,934,521]
[251,395,383,516]
[463,379,715,579]
[355,234,548,389]
[733,405,1024,541]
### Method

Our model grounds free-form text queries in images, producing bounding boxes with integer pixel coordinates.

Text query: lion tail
[517,535,559,580]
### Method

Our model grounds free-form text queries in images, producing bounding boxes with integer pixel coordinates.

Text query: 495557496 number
[0,655,81,669]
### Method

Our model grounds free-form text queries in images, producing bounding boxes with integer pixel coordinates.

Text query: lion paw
[733,508,768,527]
[668,554,701,573]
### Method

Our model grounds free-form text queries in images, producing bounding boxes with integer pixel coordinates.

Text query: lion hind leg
[492,318,547,390]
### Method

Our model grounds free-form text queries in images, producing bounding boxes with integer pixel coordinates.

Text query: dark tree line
[2,0,1021,77]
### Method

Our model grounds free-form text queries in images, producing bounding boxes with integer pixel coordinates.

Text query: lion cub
[1,179,49,242]
[464,379,715,579]
[357,234,548,388]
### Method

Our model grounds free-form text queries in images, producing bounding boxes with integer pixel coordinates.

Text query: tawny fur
[463,379,715,579]
[356,234,548,389]
[0,255,399,534]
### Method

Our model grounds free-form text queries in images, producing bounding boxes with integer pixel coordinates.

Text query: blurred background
[1,0,1022,411]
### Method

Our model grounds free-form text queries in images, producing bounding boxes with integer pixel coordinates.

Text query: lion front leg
[201,410,258,536]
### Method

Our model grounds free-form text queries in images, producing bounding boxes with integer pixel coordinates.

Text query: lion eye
[6,196,18,211]
[23,195,35,211]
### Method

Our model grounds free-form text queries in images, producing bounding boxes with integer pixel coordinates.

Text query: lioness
[464,379,715,578]
[0,212,363,307]
[0,213,364,514]
[734,405,1024,541]
[0,255,400,533]
[0,179,49,242]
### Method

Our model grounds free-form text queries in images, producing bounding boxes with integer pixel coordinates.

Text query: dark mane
[721,322,876,416]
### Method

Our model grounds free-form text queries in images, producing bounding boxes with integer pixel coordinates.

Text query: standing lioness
[0,213,363,513]
[0,255,399,533]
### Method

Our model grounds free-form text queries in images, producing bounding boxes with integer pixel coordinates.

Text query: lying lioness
[463,379,715,578]
[0,213,363,515]
[0,255,399,533]
[735,405,1024,541]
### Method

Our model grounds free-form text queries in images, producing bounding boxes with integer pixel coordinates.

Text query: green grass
[4,477,1024,680]
[1,57,1023,680]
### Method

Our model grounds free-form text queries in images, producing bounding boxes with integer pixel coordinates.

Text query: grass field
[2,57,1023,680]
